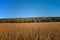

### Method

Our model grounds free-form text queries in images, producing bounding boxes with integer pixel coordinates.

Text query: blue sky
[0,0,60,18]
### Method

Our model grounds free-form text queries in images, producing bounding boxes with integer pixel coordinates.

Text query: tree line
[0,17,60,23]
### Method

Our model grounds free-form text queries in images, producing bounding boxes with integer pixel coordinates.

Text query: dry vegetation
[0,22,60,40]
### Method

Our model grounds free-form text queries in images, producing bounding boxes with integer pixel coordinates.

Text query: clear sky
[0,0,60,18]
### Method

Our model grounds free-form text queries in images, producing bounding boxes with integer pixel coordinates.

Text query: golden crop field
[0,22,60,40]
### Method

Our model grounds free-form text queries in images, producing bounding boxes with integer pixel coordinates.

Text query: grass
[0,22,60,40]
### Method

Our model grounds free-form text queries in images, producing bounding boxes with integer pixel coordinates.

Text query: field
[0,22,60,40]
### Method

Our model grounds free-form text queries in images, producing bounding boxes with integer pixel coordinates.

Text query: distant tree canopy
[0,17,60,23]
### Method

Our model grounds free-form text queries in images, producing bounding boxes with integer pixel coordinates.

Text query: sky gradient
[0,0,60,18]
